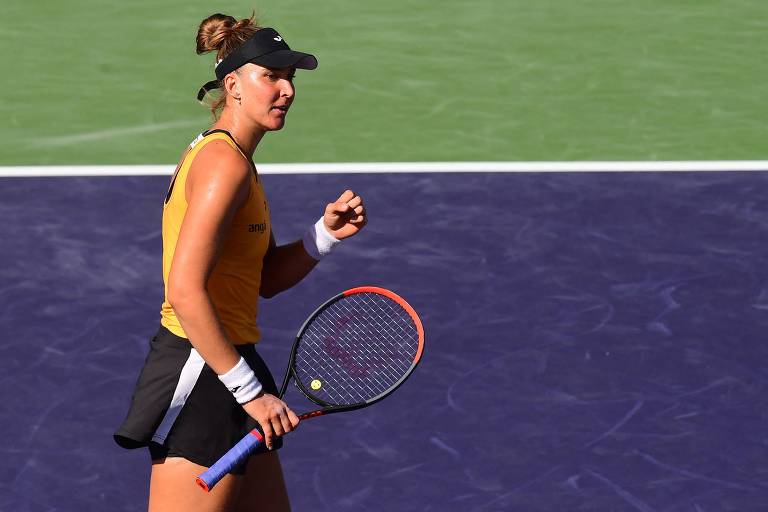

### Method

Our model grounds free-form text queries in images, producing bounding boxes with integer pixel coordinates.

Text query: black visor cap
[198,27,317,101]
[249,49,318,71]
[215,27,317,79]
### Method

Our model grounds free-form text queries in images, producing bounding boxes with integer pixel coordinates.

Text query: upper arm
[264,231,277,260]
[167,142,251,297]
[259,231,277,293]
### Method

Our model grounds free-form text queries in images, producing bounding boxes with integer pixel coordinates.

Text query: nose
[280,79,295,99]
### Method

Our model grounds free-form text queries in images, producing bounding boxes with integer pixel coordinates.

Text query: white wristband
[218,357,263,404]
[302,217,341,260]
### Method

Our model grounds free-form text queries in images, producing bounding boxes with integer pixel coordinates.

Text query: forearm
[260,189,365,297]
[259,239,318,298]
[171,287,265,405]
[169,288,241,375]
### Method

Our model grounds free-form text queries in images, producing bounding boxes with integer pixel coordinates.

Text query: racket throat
[299,410,325,420]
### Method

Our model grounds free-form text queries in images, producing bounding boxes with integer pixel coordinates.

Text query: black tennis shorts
[114,326,282,474]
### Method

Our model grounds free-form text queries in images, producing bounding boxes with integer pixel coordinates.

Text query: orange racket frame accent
[342,286,425,365]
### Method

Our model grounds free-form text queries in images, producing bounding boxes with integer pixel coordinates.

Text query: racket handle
[196,430,264,492]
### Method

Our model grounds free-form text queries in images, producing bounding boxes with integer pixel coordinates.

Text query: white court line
[33,120,203,148]
[0,161,767,177]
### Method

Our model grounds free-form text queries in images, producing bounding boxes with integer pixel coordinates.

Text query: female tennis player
[114,13,366,511]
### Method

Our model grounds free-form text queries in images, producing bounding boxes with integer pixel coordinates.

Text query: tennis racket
[196,286,425,492]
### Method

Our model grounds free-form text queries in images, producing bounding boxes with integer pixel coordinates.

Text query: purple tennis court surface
[1,171,767,511]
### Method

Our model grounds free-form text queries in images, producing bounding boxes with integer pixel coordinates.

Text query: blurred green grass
[2,0,766,164]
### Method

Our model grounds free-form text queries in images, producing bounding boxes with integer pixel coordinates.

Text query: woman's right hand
[242,393,300,449]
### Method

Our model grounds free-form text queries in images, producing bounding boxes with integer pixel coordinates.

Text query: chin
[263,119,286,132]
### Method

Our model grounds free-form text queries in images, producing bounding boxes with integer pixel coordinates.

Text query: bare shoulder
[187,139,251,200]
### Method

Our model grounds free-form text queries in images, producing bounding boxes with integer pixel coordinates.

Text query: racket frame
[280,285,425,419]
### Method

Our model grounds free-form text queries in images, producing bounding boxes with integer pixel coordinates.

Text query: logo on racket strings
[322,313,371,378]
[321,312,412,379]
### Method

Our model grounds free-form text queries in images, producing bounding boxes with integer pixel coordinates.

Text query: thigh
[233,451,291,512]
[149,457,242,512]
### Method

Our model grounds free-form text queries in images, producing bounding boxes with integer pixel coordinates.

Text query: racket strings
[294,292,420,406]
[296,304,413,403]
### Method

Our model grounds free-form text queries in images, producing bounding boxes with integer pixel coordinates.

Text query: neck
[212,108,266,157]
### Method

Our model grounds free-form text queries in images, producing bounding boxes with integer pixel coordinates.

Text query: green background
[2,0,766,164]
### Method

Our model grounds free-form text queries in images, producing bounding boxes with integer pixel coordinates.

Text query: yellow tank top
[160,130,271,345]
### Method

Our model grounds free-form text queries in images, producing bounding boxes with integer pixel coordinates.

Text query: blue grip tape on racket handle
[196,430,264,492]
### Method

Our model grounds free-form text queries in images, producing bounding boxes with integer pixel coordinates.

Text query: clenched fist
[323,190,367,240]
